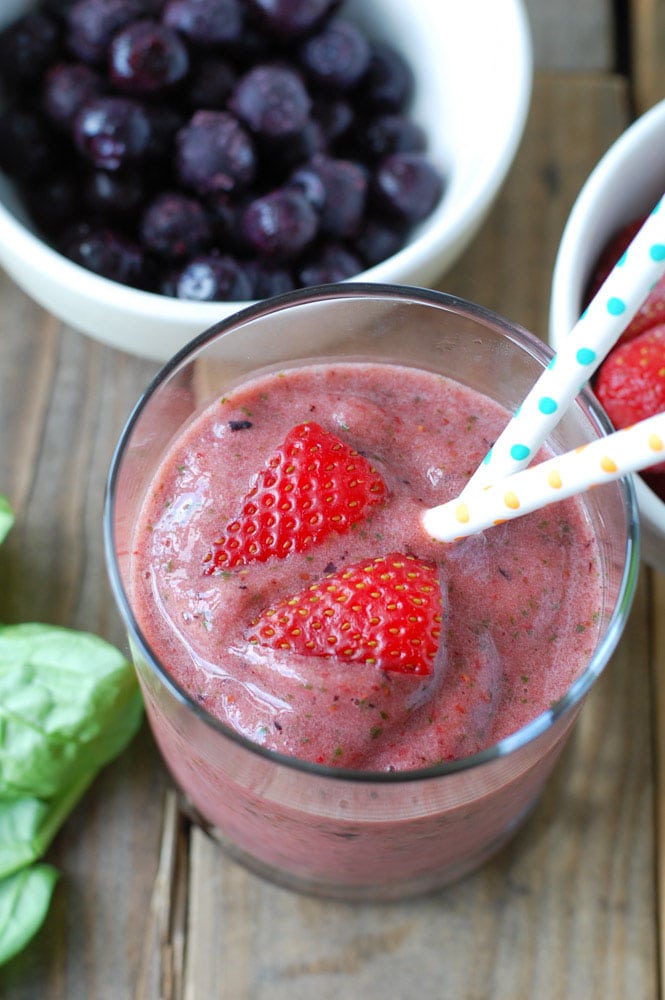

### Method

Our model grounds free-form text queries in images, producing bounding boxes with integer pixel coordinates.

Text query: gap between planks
[650,568,665,998]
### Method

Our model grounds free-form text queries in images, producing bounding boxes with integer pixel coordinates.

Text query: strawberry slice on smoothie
[203,421,387,571]
[249,552,443,676]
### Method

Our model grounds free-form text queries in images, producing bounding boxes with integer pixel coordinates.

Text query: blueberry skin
[230,65,312,140]
[241,188,319,262]
[65,0,146,65]
[359,41,415,113]
[297,242,362,286]
[298,18,370,91]
[83,167,144,217]
[176,110,257,196]
[140,192,212,259]
[161,0,245,49]
[108,19,190,95]
[169,252,254,301]
[58,221,147,286]
[246,0,340,39]
[373,153,444,224]
[73,96,152,170]
[289,154,367,239]
[42,62,104,131]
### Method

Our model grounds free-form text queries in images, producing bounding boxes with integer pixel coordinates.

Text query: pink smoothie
[130,361,602,773]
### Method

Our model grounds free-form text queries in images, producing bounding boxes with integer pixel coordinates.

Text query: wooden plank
[649,566,665,998]
[178,74,657,1000]
[523,0,614,72]
[0,310,170,999]
[631,0,665,114]
[443,72,629,338]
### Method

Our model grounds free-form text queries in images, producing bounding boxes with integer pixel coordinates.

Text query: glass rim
[103,282,641,786]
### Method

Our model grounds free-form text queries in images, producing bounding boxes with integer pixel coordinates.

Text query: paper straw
[422,411,665,543]
[466,195,665,490]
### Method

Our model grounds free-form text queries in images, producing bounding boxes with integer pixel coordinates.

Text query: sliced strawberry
[596,324,665,472]
[248,552,443,676]
[203,421,387,572]
[586,215,665,345]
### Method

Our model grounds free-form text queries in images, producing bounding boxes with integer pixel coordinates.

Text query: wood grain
[631,0,665,112]
[523,0,614,72]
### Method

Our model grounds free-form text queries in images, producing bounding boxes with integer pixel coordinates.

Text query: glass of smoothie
[104,284,639,900]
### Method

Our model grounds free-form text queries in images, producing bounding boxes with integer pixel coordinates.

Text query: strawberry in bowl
[584,216,665,500]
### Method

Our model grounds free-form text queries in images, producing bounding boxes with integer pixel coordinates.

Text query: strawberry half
[203,421,387,572]
[596,324,665,472]
[248,552,443,676]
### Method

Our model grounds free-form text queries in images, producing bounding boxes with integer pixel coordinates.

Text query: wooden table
[2,1,664,997]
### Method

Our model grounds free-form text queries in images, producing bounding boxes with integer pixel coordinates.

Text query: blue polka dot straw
[464,194,665,491]
[422,411,665,543]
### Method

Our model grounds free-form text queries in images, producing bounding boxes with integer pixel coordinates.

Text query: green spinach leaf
[0,500,144,966]
[0,623,143,799]
[0,865,58,966]
[0,497,12,547]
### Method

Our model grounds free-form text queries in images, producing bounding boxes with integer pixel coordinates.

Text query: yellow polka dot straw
[422,411,665,543]
[466,195,665,490]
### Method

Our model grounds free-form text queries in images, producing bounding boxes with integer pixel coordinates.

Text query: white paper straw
[466,195,665,490]
[422,411,665,543]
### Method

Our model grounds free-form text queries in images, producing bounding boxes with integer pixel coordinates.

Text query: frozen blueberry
[140,192,212,259]
[0,10,61,92]
[373,153,443,223]
[297,243,362,286]
[311,96,354,144]
[73,96,152,170]
[246,0,340,40]
[298,18,370,91]
[290,154,367,238]
[58,221,147,286]
[185,56,237,109]
[109,19,190,94]
[288,164,326,212]
[244,259,295,297]
[161,0,245,49]
[83,167,144,216]
[359,42,415,113]
[353,217,405,266]
[230,65,312,140]
[42,62,104,131]
[169,252,253,301]
[66,0,146,64]
[241,187,319,262]
[354,114,426,161]
[176,110,256,195]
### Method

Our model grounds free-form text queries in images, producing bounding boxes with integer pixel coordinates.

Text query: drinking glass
[104,284,639,900]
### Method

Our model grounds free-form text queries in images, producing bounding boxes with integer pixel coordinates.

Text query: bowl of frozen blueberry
[0,0,532,362]
[549,97,665,574]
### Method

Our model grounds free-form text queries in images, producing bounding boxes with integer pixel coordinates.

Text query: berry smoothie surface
[130,361,602,772]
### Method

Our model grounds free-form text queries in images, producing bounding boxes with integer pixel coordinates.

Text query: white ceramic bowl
[0,0,532,362]
[549,97,665,574]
